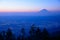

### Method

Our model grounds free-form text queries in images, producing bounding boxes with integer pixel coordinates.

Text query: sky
[0,0,60,12]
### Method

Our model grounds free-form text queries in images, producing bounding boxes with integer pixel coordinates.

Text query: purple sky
[0,0,60,12]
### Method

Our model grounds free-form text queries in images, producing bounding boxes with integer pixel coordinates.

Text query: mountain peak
[40,9,48,12]
[38,9,49,13]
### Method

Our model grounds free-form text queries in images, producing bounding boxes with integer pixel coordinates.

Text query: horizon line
[0,9,60,12]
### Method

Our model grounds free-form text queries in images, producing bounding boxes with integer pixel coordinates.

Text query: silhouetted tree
[12,34,16,40]
[29,24,36,40]
[0,32,4,40]
[1,31,6,40]
[21,28,25,40]
[17,35,21,40]
[42,28,49,40]
[35,27,42,40]
[53,31,60,40]
[5,28,13,40]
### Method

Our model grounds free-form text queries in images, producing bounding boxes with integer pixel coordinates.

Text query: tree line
[0,24,60,40]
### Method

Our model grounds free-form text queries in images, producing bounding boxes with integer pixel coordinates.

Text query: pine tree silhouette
[0,32,4,40]
[21,28,25,40]
[1,31,6,40]
[29,24,36,40]
[5,28,13,40]
[35,27,42,40]
[12,34,16,40]
[42,28,49,40]
[17,35,21,40]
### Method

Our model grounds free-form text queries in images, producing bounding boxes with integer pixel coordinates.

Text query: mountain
[39,9,49,13]
[37,9,60,16]
[37,9,51,16]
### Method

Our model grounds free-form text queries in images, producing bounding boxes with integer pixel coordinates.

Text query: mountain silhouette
[38,9,60,16]
[39,9,49,13]
[37,9,50,16]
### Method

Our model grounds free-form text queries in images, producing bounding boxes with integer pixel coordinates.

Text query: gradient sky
[0,0,60,12]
